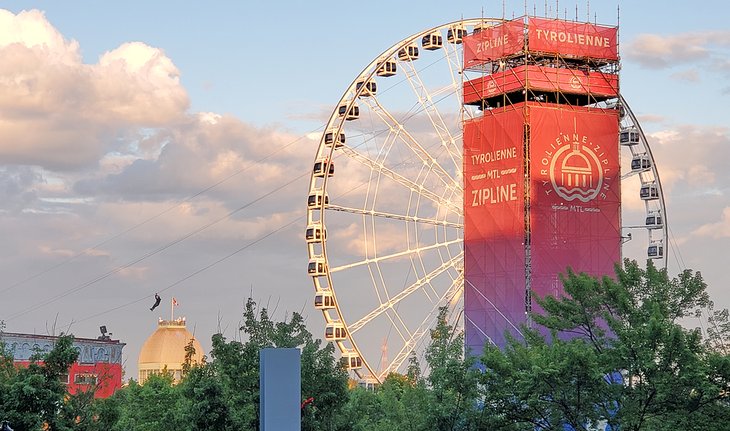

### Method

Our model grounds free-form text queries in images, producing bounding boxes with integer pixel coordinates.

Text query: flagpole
[171,297,174,322]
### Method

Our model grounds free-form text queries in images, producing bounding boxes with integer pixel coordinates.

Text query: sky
[1,0,730,380]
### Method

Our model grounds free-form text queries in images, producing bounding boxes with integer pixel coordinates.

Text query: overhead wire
[4,61,452,326]
[75,173,372,324]
[75,215,302,324]
[0,128,320,297]
[5,170,310,322]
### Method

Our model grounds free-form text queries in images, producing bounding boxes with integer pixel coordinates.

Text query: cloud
[693,207,730,238]
[0,9,189,171]
[0,166,44,213]
[624,30,730,71]
[670,69,700,82]
[72,113,316,207]
[636,113,666,124]
[646,125,730,195]
[116,266,150,280]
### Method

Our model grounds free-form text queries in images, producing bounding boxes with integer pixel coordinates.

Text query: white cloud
[71,114,316,206]
[94,42,188,125]
[0,9,80,63]
[636,113,666,124]
[693,207,730,238]
[624,30,730,71]
[0,9,189,171]
[646,125,730,195]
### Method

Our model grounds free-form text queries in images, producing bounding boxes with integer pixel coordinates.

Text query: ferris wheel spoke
[379,274,463,378]
[399,59,463,178]
[326,204,463,228]
[337,146,463,215]
[359,96,461,194]
[349,252,464,334]
[329,238,462,273]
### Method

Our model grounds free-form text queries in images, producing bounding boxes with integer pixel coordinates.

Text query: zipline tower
[462,17,621,351]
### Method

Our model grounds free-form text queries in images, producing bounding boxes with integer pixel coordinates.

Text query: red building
[1,332,125,398]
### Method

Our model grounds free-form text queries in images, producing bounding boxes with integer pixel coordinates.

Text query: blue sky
[1,1,730,379]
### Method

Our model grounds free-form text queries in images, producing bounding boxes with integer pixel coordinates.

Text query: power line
[5,171,309,322]
[75,215,302,324]
[0,129,319,297]
[74,176,372,326]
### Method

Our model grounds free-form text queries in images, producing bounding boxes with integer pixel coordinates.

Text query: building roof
[138,317,204,371]
[0,332,125,364]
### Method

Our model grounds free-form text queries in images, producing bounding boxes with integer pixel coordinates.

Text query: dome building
[138,317,204,384]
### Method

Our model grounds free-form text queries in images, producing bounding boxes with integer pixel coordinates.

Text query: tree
[423,307,480,431]
[108,373,185,431]
[0,334,79,431]
[479,259,730,431]
[178,364,233,431]
[209,297,350,431]
[341,308,483,431]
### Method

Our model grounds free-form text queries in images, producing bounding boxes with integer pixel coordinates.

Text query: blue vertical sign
[260,348,301,431]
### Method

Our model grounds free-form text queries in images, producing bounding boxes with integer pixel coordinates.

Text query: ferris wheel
[305,18,667,383]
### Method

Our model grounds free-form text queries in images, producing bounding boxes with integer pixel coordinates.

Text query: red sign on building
[528,17,618,60]
[529,105,621,307]
[463,106,527,351]
[463,65,619,105]
[463,103,621,350]
[463,16,622,353]
[463,19,525,69]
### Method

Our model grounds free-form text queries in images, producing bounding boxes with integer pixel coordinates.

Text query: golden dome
[138,317,204,384]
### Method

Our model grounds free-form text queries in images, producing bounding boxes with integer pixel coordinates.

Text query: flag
[172,297,178,307]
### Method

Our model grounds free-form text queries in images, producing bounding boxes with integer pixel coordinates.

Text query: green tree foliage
[0,334,79,431]
[178,365,232,431]
[480,259,730,431]
[424,307,481,430]
[5,267,730,431]
[109,373,185,431]
[343,308,482,431]
[209,297,349,431]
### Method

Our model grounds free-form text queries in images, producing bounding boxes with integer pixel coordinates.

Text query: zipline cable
[5,171,309,322]
[0,128,320,297]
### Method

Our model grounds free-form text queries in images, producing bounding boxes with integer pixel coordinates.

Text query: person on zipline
[150,293,161,311]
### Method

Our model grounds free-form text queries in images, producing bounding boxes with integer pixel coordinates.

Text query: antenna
[617,4,620,46]
[587,0,591,22]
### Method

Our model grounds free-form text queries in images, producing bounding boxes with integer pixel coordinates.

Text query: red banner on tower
[463,65,619,105]
[528,105,621,307]
[528,17,618,60]
[463,106,527,351]
[463,19,524,69]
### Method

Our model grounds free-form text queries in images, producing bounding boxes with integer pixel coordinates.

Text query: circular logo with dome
[549,141,603,202]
